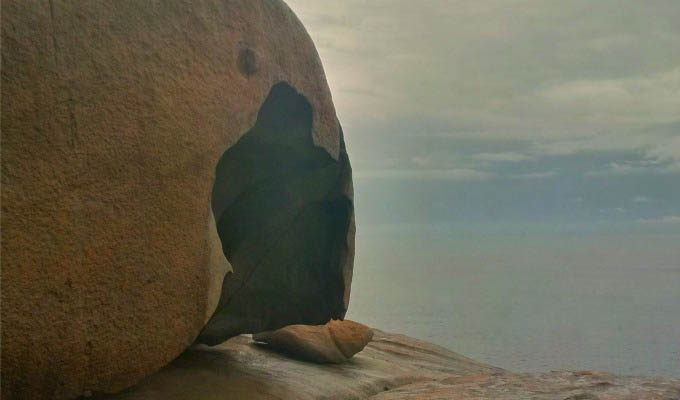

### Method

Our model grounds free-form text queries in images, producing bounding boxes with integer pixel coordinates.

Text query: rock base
[111,328,679,400]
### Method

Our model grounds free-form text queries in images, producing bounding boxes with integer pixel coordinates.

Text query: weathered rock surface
[1,0,353,398]
[111,328,679,399]
[111,329,502,400]
[253,320,374,363]
[369,371,680,400]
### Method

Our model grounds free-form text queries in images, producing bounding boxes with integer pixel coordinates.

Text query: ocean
[346,223,680,377]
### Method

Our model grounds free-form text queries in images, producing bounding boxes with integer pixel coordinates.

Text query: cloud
[542,80,630,102]
[645,135,680,172]
[474,152,534,162]
[538,67,680,127]
[528,132,672,157]
[584,147,680,176]
[632,196,654,203]
[584,162,637,177]
[289,0,680,143]
[510,171,556,180]
[639,216,680,224]
[598,207,627,215]
[287,1,680,226]
[610,162,635,174]
[354,168,491,181]
[647,136,680,161]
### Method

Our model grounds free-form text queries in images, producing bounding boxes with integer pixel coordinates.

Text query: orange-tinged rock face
[253,320,373,363]
[327,319,375,359]
[0,0,354,398]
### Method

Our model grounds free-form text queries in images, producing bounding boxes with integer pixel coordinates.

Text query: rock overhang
[199,81,354,345]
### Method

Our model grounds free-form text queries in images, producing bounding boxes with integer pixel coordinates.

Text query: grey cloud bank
[284,1,680,378]
[287,0,680,228]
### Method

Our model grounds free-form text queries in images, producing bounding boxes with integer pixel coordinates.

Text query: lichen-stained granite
[112,329,679,400]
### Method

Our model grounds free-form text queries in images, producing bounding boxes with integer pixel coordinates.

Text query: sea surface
[346,224,680,377]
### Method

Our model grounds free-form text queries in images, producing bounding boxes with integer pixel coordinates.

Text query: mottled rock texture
[253,320,374,363]
[1,0,353,398]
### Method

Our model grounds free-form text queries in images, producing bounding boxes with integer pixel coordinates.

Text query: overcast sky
[287,0,680,230]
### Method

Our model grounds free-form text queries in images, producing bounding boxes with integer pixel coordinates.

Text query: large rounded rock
[1,1,354,398]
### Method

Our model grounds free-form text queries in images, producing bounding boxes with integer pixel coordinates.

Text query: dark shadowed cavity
[198,82,353,346]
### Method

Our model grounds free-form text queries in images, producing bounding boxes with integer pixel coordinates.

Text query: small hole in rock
[237,48,258,76]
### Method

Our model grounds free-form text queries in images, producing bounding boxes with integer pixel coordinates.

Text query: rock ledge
[111,328,679,399]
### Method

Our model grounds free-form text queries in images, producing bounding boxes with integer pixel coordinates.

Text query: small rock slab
[253,320,374,363]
